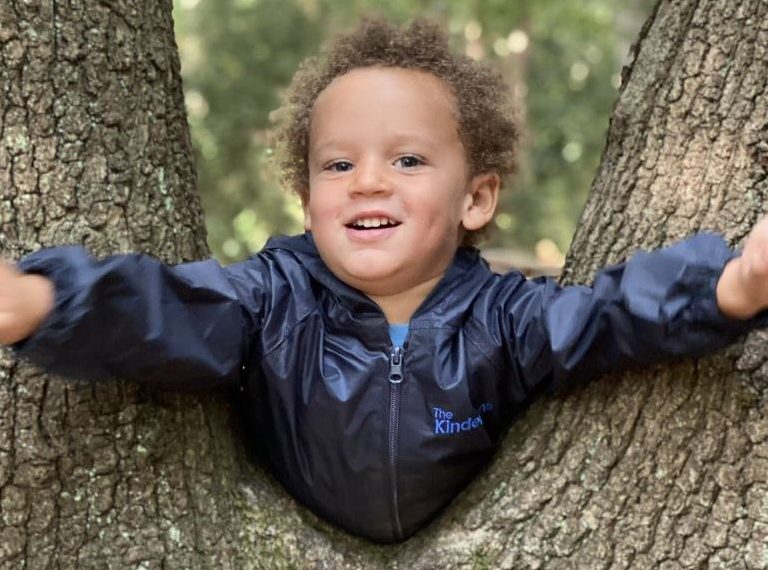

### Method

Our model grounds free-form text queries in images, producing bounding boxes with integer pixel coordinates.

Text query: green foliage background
[173,0,656,263]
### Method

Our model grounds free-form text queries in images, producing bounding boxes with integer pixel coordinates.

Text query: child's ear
[301,192,312,231]
[462,173,500,231]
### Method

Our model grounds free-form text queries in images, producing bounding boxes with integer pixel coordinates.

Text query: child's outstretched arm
[494,227,768,397]
[717,216,768,319]
[3,246,264,390]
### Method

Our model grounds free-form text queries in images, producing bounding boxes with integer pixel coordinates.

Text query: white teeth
[352,217,397,228]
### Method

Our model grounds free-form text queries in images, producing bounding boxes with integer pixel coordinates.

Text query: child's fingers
[0,311,27,345]
[0,261,21,288]
[744,218,768,277]
[0,265,24,343]
[0,263,52,345]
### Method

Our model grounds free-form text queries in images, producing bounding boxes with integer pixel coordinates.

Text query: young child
[2,19,768,543]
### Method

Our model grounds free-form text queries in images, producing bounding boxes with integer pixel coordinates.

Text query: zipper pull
[389,346,404,384]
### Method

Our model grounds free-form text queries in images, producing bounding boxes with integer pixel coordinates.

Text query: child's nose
[348,160,393,197]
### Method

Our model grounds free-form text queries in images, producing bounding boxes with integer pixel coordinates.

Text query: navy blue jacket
[16,232,757,542]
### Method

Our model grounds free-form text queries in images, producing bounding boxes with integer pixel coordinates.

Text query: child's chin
[346,266,397,282]
[340,261,403,287]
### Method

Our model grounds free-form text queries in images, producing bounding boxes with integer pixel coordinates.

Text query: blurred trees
[173,0,655,263]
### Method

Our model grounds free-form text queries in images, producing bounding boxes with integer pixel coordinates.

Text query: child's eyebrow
[308,140,347,155]
[387,132,443,149]
[310,133,444,156]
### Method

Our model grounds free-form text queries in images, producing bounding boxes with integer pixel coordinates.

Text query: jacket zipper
[388,345,405,540]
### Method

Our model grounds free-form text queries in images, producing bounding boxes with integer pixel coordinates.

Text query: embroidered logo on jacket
[432,402,492,436]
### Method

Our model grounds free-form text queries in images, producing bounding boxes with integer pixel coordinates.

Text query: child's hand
[0,262,54,344]
[717,216,768,319]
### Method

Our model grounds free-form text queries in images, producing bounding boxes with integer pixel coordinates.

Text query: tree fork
[2,0,768,568]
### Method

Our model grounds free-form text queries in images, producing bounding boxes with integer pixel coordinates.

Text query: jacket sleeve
[500,233,766,394]
[13,246,264,390]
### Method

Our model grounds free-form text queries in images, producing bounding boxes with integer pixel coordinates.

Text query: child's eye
[394,155,424,169]
[325,160,354,173]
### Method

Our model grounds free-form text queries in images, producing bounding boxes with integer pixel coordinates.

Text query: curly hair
[274,18,519,244]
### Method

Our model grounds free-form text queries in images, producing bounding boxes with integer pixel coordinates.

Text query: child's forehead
[307,67,461,150]
[314,66,457,111]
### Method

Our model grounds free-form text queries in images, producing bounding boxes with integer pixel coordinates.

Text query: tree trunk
[3,0,768,568]
[0,2,244,568]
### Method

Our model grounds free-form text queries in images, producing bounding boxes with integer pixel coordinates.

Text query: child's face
[304,67,497,298]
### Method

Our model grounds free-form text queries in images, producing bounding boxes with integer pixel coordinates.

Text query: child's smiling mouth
[344,214,403,242]
[345,216,401,230]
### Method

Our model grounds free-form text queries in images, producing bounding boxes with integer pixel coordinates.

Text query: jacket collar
[262,232,492,324]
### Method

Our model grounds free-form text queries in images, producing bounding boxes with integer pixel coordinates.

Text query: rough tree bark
[0,1,244,568]
[2,0,768,569]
